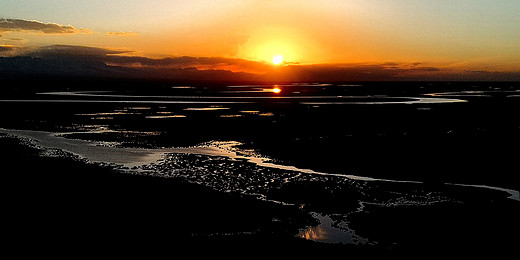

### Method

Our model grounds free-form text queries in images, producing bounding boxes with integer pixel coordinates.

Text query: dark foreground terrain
[1,79,519,256]
[3,134,518,257]
[0,136,302,248]
[3,135,392,256]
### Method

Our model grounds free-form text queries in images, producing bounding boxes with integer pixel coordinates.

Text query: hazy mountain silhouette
[0,56,263,82]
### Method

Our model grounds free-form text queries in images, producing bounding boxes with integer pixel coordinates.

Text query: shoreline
[2,127,518,202]
[2,127,519,250]
[3,132,518,254]
[2,81,519,253]
[1,133,335,251]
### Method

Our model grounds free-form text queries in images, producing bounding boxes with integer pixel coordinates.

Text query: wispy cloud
[106,31,139,37]
[0,44,17,52]
[0,18,92,34]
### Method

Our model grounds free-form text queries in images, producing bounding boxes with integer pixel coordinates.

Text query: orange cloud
[0,44,17,52]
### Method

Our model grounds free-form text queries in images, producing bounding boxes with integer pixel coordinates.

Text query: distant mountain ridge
[2,55,520,82]
[0,56,263,82]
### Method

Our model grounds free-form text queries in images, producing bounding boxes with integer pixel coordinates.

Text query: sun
[272,55,284,65]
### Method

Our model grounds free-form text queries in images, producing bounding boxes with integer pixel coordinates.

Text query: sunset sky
[1,0,520,80]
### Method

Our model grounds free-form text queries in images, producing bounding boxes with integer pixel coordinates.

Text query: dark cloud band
[3,44,519,81]
[0,18,91,34]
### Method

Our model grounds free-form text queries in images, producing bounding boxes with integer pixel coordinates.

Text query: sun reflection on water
[297,212,369,244]
[299,226,328,241]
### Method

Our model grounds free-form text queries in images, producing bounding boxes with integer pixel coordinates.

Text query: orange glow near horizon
[2,1,520,76]
[234,25,308,64]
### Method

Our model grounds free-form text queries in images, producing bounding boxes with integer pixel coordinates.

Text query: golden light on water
[299,226,327,241]
[272,87,282,93]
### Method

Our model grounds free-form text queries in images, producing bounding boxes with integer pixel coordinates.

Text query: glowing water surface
[33,90,468,105]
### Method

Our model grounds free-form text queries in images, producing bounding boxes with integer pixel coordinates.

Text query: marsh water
[1,81,519,246]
